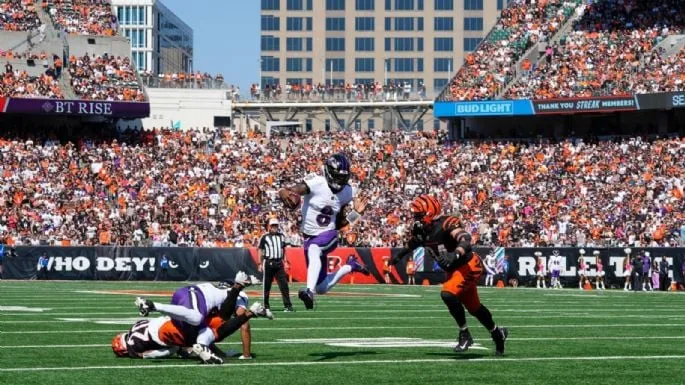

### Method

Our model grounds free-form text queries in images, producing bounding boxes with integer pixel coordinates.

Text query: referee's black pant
[263,260,292,309]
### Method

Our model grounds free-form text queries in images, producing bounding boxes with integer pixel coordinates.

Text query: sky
[162,0,260,93]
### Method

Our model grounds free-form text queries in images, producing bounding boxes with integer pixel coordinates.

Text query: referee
[259,218,294,314]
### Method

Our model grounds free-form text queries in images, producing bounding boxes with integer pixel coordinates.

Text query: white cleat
[249,302,273,320]
[192,344,224,365]
[238,354,253,360]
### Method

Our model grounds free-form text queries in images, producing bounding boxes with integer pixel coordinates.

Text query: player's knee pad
[440,291,461,305]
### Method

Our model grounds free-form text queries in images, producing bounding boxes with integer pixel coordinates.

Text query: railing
[242,88,433,103]
[141,76,230,90]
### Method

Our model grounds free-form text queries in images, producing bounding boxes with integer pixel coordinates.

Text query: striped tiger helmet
[112,333,129,357]
[410,194,442,225]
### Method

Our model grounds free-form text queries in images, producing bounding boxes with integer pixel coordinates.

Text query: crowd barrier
[4,247,684,286]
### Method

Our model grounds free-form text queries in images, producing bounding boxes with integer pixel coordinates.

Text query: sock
[215,314,250,342]
[624,282,628,289]
[196,326,216,346]
[218,287,241,320]
[153,303,203,326]
[542,280,546,288]
[471,304,496,331]
[306,244,323,293]
[440,291,467,328]
[316,264,352,294]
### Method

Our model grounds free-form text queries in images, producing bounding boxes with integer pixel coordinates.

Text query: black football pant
[263,260,292,309]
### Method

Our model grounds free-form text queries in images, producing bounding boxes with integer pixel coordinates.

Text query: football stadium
[1,0,685,384]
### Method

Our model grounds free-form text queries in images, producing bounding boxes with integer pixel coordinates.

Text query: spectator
[47,0,117,36]
[0,0,42,31]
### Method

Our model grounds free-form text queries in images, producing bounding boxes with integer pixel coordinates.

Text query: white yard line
[2,355,685,372]
[3,335,685,349]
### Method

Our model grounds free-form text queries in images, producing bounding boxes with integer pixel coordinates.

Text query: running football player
[279,153,370,309]
[390,194,508,356]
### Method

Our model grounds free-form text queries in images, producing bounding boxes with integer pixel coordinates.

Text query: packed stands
[45,0,117,36]
[1,68,63,98]
[505,0,685,99]
[0,125,682,248]
[68,53,145,101]
[440,0,582,101]
[0,0,42,31]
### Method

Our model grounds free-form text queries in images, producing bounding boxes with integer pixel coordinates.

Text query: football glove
[425,247,461,271]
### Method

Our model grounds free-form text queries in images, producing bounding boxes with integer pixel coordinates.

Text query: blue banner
[434,100,534,117]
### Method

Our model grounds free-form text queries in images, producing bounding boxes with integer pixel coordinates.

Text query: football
[278,188,301,209]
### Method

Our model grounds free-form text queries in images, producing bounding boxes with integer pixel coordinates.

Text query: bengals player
[391,194,508,355]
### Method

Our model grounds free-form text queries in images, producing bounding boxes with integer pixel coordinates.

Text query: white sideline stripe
[3,355,685,372]
[4,323,685,334]
[4,335,685,349]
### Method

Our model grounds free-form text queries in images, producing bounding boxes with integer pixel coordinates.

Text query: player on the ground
[114,280,269,363]
[390,194,508,356]
[594,251,605,290]
[535,251,546,289]
[577,249,588,289]
[483,252,497,287]
[548,249,563,289]
[278,153,370,309]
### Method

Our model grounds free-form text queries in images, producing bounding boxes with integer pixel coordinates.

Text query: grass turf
[1,281,685,385]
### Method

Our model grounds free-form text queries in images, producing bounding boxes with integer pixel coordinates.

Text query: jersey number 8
[316,206,334,227]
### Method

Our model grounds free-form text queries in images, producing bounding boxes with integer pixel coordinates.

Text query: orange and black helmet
[410,194,442,225]
[112,333,129,357]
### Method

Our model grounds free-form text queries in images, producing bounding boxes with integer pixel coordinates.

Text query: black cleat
[454,328,474,353]
[298,288,314,310]
[491,327,508,356]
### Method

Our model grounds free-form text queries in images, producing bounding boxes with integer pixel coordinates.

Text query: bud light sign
[434,100,534,118]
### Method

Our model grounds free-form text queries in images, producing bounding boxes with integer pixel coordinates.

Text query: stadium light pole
[258,58,262,97]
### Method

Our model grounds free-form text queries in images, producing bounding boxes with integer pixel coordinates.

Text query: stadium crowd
[506,0,685,99]
[442,0,581,101]
[45,0,118,36]
[68,53,145,101]
[1,67,63,98]
[0,0,42,31]
[0,126,682,249]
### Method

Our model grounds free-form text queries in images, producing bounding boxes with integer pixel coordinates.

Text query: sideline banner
[3,247,684,287]
[1,98,150,118]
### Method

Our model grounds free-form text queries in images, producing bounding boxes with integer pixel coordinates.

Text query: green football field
[2,281,685,385]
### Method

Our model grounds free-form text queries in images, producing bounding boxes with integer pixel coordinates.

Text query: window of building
[394,37,414,51]
[287,0,303,10]
[464,0,483,10]
[394,17,413,31]
[306,37,313,51]
[394,58,414,72]
[287,17,303,31]
[261,0,279,10]
[306,17,312,31]
[261,56,280,72]
[261,35,280,51]
[433,78,448,92]
[418,0,423,10]
[464,17,483,31]
[368,119,375,130]
[434,17,453,31]
[433,58,453,72]
[385,0,391,10]
[289,78,303,85]
[286,37,302,51]
[434,37,453,51]
[434,0,453,10]
[395,0,413,10]
[306,119,313,132]
[417,58,423,72]
[417,17,423,31]
[261,77,279,87]
[355,37,375,51]
[417,38,423,51]
[287,58,303,72]
[355,17,375,31]
[385,17,391,31]
[261,15,280,31]
[326,17,345,31]
[325,58,345,72]
[385,38,391,51]
[325,38,345,51]
[326,0,345,10]
[464,37,482,51]
[306,58,313,71]
[356,0,375,10]
[355,78,375,85]
[355,58,375,72]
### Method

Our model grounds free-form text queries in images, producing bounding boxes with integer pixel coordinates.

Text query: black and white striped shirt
[259,233,288,260]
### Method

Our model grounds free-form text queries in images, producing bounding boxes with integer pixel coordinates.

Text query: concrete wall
[66,35,132,58]
[141,88,232,130]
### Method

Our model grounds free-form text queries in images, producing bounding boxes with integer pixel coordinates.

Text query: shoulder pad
[441,216,461,231]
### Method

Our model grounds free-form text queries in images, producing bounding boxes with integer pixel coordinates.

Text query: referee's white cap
[269,218,280,226]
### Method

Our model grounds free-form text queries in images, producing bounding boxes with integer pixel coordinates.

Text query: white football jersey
[195,283,228,312]
[484,254,496,268]
[549,255,562,271]
[301,174,353,236]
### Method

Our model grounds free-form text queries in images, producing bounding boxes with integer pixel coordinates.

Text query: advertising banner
[433,100,535,118]
[635,91,685,110]
[532,96,637,114]
[3,247,684,288]
[1,98,150,118]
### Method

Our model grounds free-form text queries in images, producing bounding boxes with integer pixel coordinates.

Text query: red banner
[0,97,7,112]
